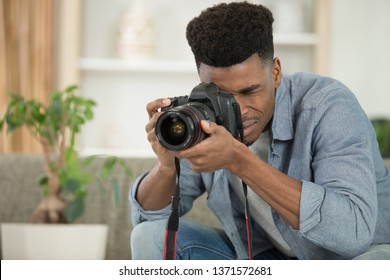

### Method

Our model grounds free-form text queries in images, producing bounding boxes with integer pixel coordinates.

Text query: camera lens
[162,117,187,145]
[155,102,215,151]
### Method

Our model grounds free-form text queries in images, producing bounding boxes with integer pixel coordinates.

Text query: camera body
[155,82,243,151]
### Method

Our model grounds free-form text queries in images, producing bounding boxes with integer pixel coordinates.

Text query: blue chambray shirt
[130,72,390,259]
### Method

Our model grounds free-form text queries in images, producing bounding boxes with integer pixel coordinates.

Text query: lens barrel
[155,102,215,151]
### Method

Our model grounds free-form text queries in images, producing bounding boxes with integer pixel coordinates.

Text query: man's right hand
[135,98,179,210]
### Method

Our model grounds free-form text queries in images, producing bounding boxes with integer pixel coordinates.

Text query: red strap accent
[245,215,253,260]
[163,230,169,260]
[164,229,177,260]
[173,232,177,260]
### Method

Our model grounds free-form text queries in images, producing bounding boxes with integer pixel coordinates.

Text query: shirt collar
[271,76,294,141]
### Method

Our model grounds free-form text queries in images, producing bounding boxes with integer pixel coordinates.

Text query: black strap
[164,157,181,260]
[236,107,253,260]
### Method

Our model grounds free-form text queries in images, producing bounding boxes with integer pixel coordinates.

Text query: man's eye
[242,90,261,96]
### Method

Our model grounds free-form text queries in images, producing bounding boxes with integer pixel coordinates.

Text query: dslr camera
[155,82,243,151]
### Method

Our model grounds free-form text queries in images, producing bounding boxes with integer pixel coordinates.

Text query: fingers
[146,98,171,119]
[145,98,176,162]
[176,121,237,172]
[145,98,172,141]
[177,121,217,159]
[200,120,214,134]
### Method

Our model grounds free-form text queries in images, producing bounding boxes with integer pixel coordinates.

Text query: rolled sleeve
[299,180,326,233]
[129,171,172,227]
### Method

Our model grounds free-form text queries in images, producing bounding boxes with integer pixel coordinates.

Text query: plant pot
[1,223,108,260]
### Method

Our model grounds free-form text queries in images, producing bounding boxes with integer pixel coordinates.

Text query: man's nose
[235,96,249,116]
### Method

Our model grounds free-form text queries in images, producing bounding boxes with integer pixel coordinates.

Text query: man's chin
[243,137,255,147]
[243,130,263,146]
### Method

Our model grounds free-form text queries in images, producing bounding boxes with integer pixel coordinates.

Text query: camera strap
[163,157,181,260]
[242,180,253,259]
[163,138,253,260]
[236,102,254,260]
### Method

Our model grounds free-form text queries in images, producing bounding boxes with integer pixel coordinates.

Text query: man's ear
[272,57,282,87]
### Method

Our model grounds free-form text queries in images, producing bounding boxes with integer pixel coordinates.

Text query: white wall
[81,0,242,61]
[329,0,390,119]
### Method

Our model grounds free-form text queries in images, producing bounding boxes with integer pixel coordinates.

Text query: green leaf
[80,155,98,167]
[78,172,92,186]
[65,196,85,223]
[4,98,27,132]
[64,147,78,162]
[30,103,45,124]
[84,108,93,120]
[38,175,49,196]
[49,91,62,102]
[38,175,48,186]
[50,97,63,120]
[101,157,117,179]
[63,178,81,193]
[118,159,133,178]
[65,85,78,93]
[112,178,122,207]
[77,115,86,125]
[86,100,96,106]
[6,123,21,134]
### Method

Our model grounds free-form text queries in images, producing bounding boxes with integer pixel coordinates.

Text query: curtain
[0,0,54,153]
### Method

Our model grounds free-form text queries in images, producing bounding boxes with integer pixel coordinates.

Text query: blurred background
[1,0,390,157]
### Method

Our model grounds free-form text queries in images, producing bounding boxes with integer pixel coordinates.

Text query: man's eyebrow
[237,84,263,94]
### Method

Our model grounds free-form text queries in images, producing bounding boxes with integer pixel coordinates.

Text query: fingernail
[162,99,170,104]
[202,120,210,127]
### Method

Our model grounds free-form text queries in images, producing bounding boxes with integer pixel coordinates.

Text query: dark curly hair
[186,1,274,69]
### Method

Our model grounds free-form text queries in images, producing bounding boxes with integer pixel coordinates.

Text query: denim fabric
[131,219,236,260]
[131,219,295,260]
[130,72,390,259]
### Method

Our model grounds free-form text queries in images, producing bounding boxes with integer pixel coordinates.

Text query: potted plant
[0,85,132,259]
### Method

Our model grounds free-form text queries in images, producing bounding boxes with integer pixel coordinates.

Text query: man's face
[199,53,281,145]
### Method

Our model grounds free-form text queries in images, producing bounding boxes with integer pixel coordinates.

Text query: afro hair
[186,1,274,69]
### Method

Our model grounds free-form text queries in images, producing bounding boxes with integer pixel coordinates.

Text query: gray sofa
[1,154,389,259]
[0,154,220,260]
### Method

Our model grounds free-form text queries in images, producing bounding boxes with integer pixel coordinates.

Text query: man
[129,2,390,259]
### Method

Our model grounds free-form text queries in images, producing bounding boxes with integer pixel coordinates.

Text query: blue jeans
[131,219,236,259]
[130,219,294,260]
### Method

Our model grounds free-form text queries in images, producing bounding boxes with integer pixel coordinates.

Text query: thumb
[200,120,215,134]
